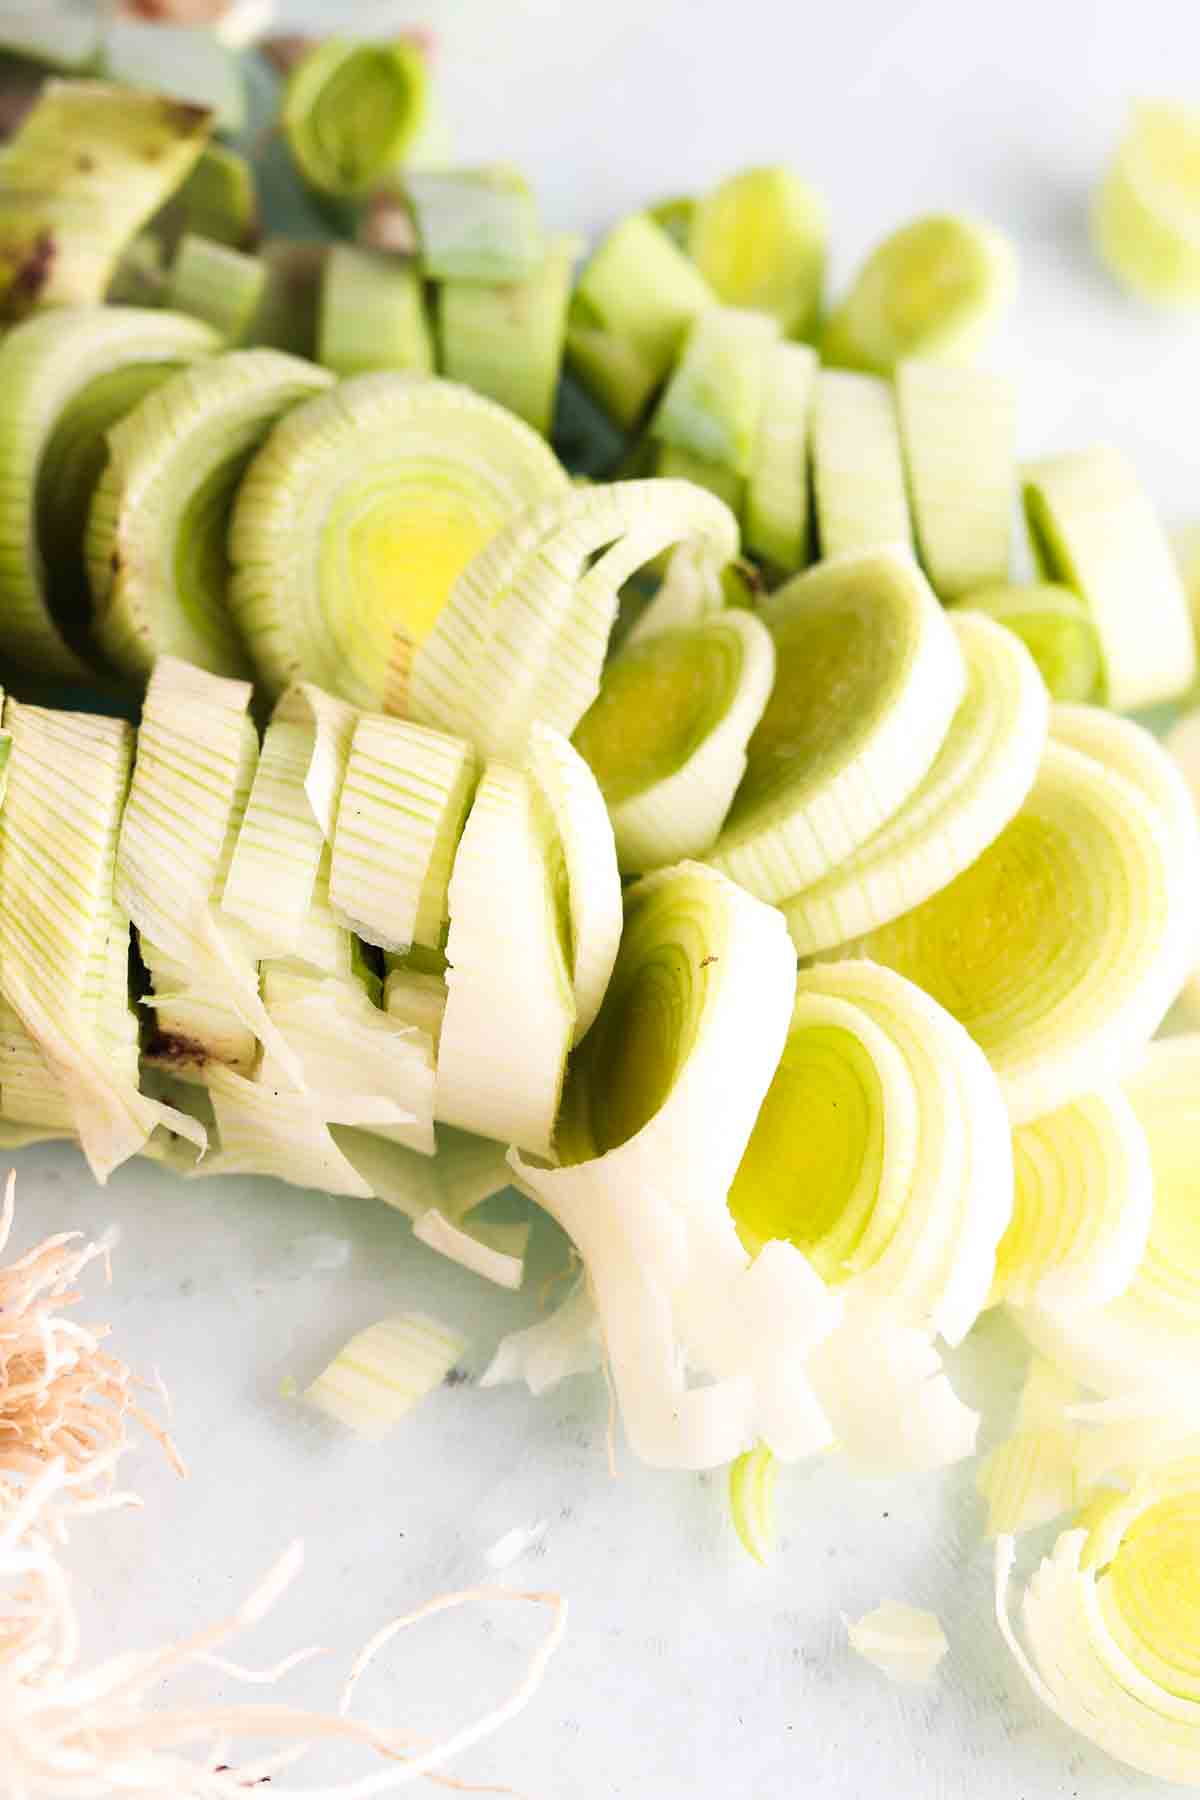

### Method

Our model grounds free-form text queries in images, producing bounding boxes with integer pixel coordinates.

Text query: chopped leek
[166,235,267,345]
[729,1444,777,1565]
[953,583,1103,703]
[743,340,817,574]
[304,1312,465,1439]
[317,244,434,378]
[895,359,1015,600]
[688,165,827,340]
[98,21,245,135]
[406,165,545,283]
[246,238,325,358]
[156,143,257,254]
[282,37,428,199]
[439,233,580,436]
[810,369,912,559]
[846,1602,948,1685]
[977,1358,1081,1538]
[483,1280,602,1393]
[650,306,780,478]
[1092,101,1200,306]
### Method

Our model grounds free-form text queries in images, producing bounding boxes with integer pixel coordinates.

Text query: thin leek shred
[954,583,1103,703]
[0,305,219,681]
[305,1312,465,1439]
[707,547,965,904]
[731,960,1012,1348]
[409,478,740,763]
[895,358,1015,600]
[283,37,428,199]
[166,234,266,345]
[0,701,204,1181]
[1023,444,1196,711]
[783,612,1047,956]
[842,718,1198,1125]
[846,1601,948,1685]
[1092,101,1200,306]
[810,369,912,559]
[743,340,817,573]
[228,373,568,710]
[439,232,580,437]
[572,611,775,875]
[330,713,477,956]
[436,761,574,1155]
[0,80,211,321]
[317,244,434,378]
[650,306,780,478]
[977,1358,1082,1538]
[406,165,545,283]
[729,1444,776,1564]
[996,1459,1200,1784]
[688,165,827,339]
[510,863,843,1470]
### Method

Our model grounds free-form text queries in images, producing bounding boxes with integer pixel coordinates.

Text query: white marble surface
[15,1,1200,1793]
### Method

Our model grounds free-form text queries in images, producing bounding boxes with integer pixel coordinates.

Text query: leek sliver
[896,358,1015,600]
[1023,444,1195,710]
[954,583,1102,703]
[86,348,332,682]
[220,716,329,963]
[228,373,568,709]
[406,165,544,283]
[743,340,817,573]
[977,1358,1081,1539]
[305,1313,465,1439]
[573,611,775,874]
[317,244,434,378]
[0,304,218,680]
[846,1602,948,1685]
[810,369,912,559]
[438,233,579,436]
[166,234,266,345]
[688,166,826,339]
[706,547,965,904]
[650,305,780,477]
[783,613,1047,956]
[282,37,428,200]
[1092,101,1200,306]
[729,1444,776,1565]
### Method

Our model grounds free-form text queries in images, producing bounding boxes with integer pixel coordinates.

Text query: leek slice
[0,80,211,321]
[846,1602,948,1685]
[228,373,568,709]
[743,340,817,574]
[221,717,329,964]
[783,613,1046,956]
[977,1358,1081,1538]
[98,21,244,135]
[385,966,447,1043]
[1092,101,1200,306]
[650,306,780,478]
[810,369,912,559]
[729,1444,776,1565]
[282,37,428,199]
[85,348,332,682]
[435,762,574,1154]
[820,212,1016,375]
[317,244,434,378]
[527,722,621,1043]
[246,239,325,358]
[0,700,203,1180]
[706,547,965,904]
[200,1064,373,1197]
[807,1300,980,1472]
[438,233,579,436]
[895,359,1015,600]
[843,732,1194,1124]
[156,142,257,254]
[406,165,544,283]
[305,1312,465,1439]
[572,611,775,874]
[329,713,478,956]
[1023,444,1196,710]
[165,235,266,345]
[953,583,1102,703]
[732,960,1012,1345]
[483,1280,603,1392]
[0,304,218,680]
[409,477,739,761]
[512,863,834,1470]
[688,166,827,340]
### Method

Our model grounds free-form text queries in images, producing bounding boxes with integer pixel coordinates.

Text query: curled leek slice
[977,1358,1082,1539]
[783,613,1047,956]
[0,700,204,1181]
[1092,101,1200,306]
[282,37,428,200]
[731,960,1012,1346]
[409,477,740,762]
[228,373,568,709]
[688,165,827,340]
[820,212,1016,375]
[843,731,1195,1124]
[953,584,1103,703]
[329,713,478,956]
[0,305,218,680]
[1023,444,1196,710]
[0,80,211,321]
[895,359,1015,600]
[526,722,621,1044]
[996,1460,1200,1784]
[743,340,817,574]
[436,761,575,1154]
[810,370,912,559]
[85,349,332,682]
[512,863,840,1470]
[572,611,775,874]
[706,547,965,904]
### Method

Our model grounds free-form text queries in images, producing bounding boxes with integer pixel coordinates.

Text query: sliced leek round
[228,373,568,709]
[86,349,332,682]
[783,613,1047,956]
[650,305,780,479]
[743,340,817,574]
[572,611,775,874]
[895,358,1015,600]
[731,959,1012,1345]
[0,305,218,679]
[1093,101,1200,306]
[688,165,827,340]
[810,369,912,560]
[1023,444,1195,711]
[954,583,1102,703]
[820,212,1016,375]
[317,243,434,378]
[706,547,965,904]
[165,233,266,345]
[843,733,1194,1124]
[282,37,427,199]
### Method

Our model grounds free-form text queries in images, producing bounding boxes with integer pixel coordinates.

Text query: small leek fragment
[154,142,257,254]
[98,21,244,135]
[688,165,827,340]
[483,1281,602,1393]
[846,1601,948,1686]
[977,1358,1081,1539]
[406,165,545,283]
[304,1313,466,1440]
[810,369,912,559]
[648,194,695,251]
[438,233,579,436]
[952,583,1102,703]
[317,244,433,378]
[729,1445,776,1565]
[650,305,780,478]
[742,340,817,574]
[282,37,428,199]
[166,234,266,344]
[895,359,1015,600]
[1092,101,1200,306]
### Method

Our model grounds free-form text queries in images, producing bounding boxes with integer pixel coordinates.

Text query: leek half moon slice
[85,349,332,682]
[783,612,1047,956]
[1092,100,1200,306]
[282,37,428,200]
[572,611,775,874]
[895,358,1015,600]
[228,373,568,710]
[0,305,219,680]
[707,547,965,904]
[953,583,1103,703]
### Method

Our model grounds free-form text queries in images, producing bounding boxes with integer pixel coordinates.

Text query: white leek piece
[846,1601,948,1686]
[384,965,447,1045]
[977,1358,1081,1539]
[729,1444,776,1565]
[783,613,1046,956]
[199,1064,371,1197]
[743,340,817,573]
[707,547,964,904]
[483,1281,603,1394]
[228,373,568,710]
[305,1312,465,1440]
[330,713,477,956]
[436,762,574,1154]
[527,723,621,1043]
[650,305,780,477]
[1023,445,1195,710]
[410,477,740,762]
[1092,101,1200,306]
[810,370,912,559]
[573,612,775,875]
[895,359,1015,599]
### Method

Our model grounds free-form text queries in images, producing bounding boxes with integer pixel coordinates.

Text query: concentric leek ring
[283,38,427,200]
